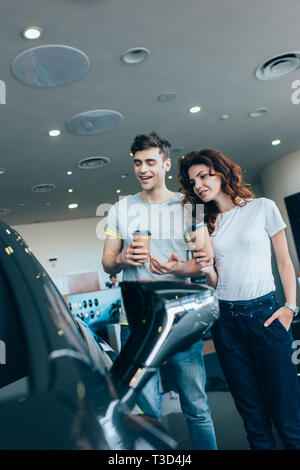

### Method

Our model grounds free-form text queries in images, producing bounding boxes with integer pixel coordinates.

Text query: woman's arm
[264,229,297,330]
[272,229,297,306]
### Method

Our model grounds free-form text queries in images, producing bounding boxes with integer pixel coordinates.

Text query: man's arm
[102,236,124,275]
[149,254,201,277]
[150,252,218,287]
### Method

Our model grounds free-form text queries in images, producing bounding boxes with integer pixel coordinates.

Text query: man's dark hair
[109,274,117,280]
[130,131,171,160]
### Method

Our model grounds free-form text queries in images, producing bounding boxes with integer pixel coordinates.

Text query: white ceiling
[1,0,300,225]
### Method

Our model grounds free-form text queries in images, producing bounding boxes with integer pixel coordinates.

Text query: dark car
[0,221,219,450]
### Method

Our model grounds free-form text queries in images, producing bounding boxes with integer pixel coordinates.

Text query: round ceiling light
[49,129,61,137]
[22,26,42,40]
[271,139,281,146]
[68,203,78,209]
[0,168,6,175]
[157,92,177,102]
[121,47,150,64]
[248,107,269,118]
[255,52,300,80]
[31,183,56,193]
[77,156,110,169]
[12,45,89,87]
[66,110,123,135]
[189,106,201,114]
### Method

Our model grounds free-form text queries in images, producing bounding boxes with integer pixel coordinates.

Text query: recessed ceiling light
[0,168,6,175]
[120,47,150,64]
[66,171,72,175]
[271,139,281,146]
[129,152,133,157]
[168,175,173,179]
[121,173,129,178]
[22,27,42,40]
[49,129,61,137]
[68,188,73,192]
[220,114,229,120]
[189,106,201,114]
[248,108,269,118]
[116,189,121,193]
[68,203,78,209]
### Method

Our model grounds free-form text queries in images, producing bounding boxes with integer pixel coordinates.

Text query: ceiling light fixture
[0,168,6,175]
[68,188,73,192]
[189,106,201,114]
[256,52,300,80]
[68,203,78,209]
[116,189,121,193]
[157,92,176,102]
[271,139,281,146]
[77,156,110,170]
[248,108,269,118]
[168,175,173,179]
[121,173,129,178]
[22,26,42,40]
[220,114,229,120]
[49,129,61,137]
[66,171,72,175]
[121,47,150,64]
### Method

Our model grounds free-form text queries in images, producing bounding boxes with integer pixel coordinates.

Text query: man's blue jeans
[211,291,300,450]
[120,325,217,450]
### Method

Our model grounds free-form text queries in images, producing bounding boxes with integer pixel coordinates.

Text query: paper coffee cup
[185,222,214,258]
[132,230,151,264]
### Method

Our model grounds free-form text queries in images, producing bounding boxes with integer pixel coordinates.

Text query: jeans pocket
[275,318,290,334]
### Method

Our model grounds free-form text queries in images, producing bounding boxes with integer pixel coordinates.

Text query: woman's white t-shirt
[210,198,286,301]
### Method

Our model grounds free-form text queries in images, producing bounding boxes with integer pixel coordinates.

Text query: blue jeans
[121,325,217,450]
[211,291,300,450]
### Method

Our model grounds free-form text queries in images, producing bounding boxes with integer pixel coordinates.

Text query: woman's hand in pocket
[264,307,294,331]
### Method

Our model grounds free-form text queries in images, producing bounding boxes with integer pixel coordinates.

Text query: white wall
[260,149,300,302]
[13,217,111,295]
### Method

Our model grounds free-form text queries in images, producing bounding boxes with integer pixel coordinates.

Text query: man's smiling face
[133,147,171,191]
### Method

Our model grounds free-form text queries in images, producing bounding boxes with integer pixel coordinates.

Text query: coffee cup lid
[132,230,151,236]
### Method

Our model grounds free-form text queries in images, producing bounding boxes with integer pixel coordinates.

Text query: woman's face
[188,164,223,203]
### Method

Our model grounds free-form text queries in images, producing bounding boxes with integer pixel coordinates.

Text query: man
[102,131,217,450]
[108,274,119,288]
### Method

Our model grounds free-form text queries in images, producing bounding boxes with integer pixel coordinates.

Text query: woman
[178,147,300,450]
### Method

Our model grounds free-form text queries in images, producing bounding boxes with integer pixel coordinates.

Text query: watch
[284,302,299,317]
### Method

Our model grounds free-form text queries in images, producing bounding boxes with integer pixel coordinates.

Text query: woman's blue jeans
[211,291,300,450]
[120,325,217,450]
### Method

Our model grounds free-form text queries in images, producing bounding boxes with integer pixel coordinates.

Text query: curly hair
[177,148,254,235]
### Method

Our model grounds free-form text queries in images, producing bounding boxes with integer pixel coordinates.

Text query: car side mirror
[110,280,219,411]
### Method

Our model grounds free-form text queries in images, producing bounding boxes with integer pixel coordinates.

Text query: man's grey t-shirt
[105,192,189,322]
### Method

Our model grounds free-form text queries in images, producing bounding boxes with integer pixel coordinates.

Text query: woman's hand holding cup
[192,241,215,275]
